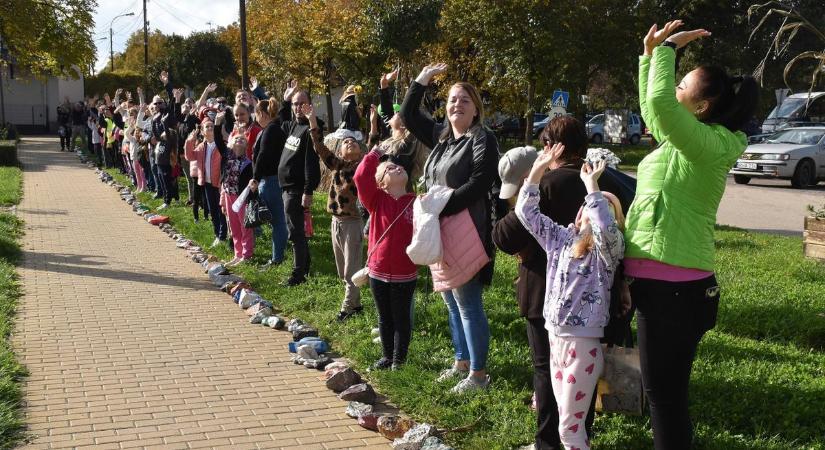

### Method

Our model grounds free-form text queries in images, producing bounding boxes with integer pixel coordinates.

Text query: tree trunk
[524,77,536,146]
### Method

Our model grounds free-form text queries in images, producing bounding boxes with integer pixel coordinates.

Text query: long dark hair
[694,66,759,132]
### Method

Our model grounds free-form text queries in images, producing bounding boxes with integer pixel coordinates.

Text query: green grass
[0,167,26,449]
[0,168,22,206]
[105,168,825,450]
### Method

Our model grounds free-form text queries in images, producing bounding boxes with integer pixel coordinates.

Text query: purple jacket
[515,184,624,338]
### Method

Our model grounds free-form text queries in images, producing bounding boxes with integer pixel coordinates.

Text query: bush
[0,141,17,167]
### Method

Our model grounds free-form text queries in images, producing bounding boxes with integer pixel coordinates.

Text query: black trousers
[192,179,207,221]
[526,318,595,450]
[283,190,310,279]
[631,275,720,450]
[204,184,227,240]
[369,278,416,364]
[156,163,175,204]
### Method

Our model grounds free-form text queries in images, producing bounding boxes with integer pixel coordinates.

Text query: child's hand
[527,142,564,184]
[580,159,606,193]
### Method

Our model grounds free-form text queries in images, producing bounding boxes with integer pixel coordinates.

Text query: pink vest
[429,209,489,292]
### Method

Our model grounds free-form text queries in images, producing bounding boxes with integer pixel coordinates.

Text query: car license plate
[738,162,757,170]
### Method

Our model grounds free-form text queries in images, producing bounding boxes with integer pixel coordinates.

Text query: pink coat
[429,209,490,292]
[184,136,223,187]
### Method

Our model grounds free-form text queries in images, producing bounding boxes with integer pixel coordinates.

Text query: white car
[586,113,643,145]
[729,126,825,188]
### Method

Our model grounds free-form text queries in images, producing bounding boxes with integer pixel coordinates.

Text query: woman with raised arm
[626,20,759,450]
[399,63,499,393]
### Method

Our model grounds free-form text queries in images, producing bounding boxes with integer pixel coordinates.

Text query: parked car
[491,117,526,140]
[586,113,643,144]
[748,122,825,144]
[761,92,825,134]
[729,126,825,188]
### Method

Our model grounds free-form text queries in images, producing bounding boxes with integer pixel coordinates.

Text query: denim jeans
[150,157,163,196]
[258,176,288,263]
[203,184,227,240]
[441,277,490,371]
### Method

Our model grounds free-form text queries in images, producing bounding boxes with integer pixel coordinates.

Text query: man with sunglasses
[150,70,179,209]
[275,80,323,286]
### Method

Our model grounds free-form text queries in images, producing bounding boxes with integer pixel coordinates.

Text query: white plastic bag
[232,186,252,213]
[406,185,453,265]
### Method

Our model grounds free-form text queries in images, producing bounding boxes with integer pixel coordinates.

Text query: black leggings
[369,278,416,364]
[192,179,208,221]
[631,275,720,450]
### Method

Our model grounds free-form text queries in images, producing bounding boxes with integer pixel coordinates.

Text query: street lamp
[109,12,135,72]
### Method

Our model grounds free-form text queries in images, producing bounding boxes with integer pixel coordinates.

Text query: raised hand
[136,86,144,104]
[643,20,683,56]
[104,93,111,105]
[159,70,169,86]
[283,79,298,102]
[173,88,184,101]
[301,103,318,128]
[125,91,132,100]
[380,68,399,89]
[250,76,258,91]
[580,159,607,192]
[370,104,378,126]
[205,82,217,94]
[415,63,448,86]
[528,142,565,184]
[666,29,711,49]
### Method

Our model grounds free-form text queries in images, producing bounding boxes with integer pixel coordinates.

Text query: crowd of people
[57,21,759,450]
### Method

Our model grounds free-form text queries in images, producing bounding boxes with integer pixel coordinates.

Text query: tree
[0,0,96,78]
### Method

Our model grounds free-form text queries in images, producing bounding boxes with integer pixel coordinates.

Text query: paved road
[13,137,387,449]
[717,177,825,235]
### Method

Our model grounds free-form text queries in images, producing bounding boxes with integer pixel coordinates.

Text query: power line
[155,0,211,24]
[150,1,195,32]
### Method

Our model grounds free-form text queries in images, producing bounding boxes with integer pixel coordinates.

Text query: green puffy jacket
[624,46,747,271]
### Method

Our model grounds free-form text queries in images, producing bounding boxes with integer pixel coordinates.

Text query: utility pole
[143,0,149,83]
[110,13,135,72]
[239,0,249,89]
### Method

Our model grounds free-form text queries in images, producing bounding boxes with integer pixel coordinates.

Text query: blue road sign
[552,90,570,109]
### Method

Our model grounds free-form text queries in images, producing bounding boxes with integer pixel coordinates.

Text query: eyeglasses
[153,102,164,106]
[203,125,214,129]
[292,102,307,107]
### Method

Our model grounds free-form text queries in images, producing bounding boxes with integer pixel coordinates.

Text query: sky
[92,0,238,73]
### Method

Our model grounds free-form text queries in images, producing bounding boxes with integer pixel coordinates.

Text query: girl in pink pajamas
[220,135,255,266]
[516,143,625,450]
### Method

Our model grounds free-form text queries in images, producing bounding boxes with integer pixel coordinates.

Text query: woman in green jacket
[625,20,759,450]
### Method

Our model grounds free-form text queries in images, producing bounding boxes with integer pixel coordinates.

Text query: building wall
[1,68,84,132]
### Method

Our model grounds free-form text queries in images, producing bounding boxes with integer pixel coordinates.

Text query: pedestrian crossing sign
[552,90,570,109]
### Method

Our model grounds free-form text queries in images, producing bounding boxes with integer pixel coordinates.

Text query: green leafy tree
[0,0,96,78]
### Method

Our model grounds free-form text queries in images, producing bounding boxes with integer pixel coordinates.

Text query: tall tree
[0,0,96,77]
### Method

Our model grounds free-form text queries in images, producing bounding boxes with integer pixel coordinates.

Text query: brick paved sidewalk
[12,137,388,449]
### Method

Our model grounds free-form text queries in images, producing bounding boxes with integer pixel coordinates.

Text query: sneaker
[335,310,352,322]
[370,357,392,371]
[372,336,382,344]
[450,374,491,393]
[153,193,163,199]
[258,259,283,271]
[225,257,242,267]
[437,366,470,383]
[158,203,168,210]
[209,238,223,248]
[371,327,380,337]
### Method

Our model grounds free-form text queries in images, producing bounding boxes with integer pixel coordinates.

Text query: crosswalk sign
[552,90,570,109]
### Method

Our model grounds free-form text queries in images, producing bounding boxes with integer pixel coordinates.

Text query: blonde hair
[374,160,407,190]
[571,194,625,259]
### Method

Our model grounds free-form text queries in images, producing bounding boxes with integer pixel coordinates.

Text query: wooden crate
[803,216,825,261]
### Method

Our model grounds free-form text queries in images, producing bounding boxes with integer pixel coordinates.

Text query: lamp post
[109,12,135,72]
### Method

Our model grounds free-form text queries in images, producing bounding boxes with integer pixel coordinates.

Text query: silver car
[730,127,825,188]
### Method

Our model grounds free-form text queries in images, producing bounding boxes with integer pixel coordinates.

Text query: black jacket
[493,210,547,319]
[252,121,287,181]
[277,100,322,194]
[151,83,178,166]
[400,81,499,285]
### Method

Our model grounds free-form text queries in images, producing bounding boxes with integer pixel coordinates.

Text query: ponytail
[255,96,280,120]
[695,66,760,132]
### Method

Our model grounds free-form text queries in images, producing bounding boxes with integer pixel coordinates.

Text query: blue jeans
[258,176,288,263]
[442,277,490,371]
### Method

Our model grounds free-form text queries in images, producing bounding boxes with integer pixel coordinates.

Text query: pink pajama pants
[549,335,604,450]
[221,192,255,259]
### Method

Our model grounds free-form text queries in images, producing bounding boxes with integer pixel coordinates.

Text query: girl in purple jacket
[516,143,625,450]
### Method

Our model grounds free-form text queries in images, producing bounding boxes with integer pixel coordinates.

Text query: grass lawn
[0,167,22,206]
[0,163,26,448]
[104,165,824,450]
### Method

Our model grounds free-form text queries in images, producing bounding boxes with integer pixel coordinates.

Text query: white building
[0,66,84,133]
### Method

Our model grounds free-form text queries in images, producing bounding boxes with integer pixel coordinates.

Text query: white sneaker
[450,374,491,393]
[437,366,470,383]
[225,257,241,267]
[158,203,168,210]
[210,238,222,248]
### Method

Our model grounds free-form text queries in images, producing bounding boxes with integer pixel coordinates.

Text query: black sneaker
[370,358,392,371]
[335,311,351,322]
[282,276,306,287]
